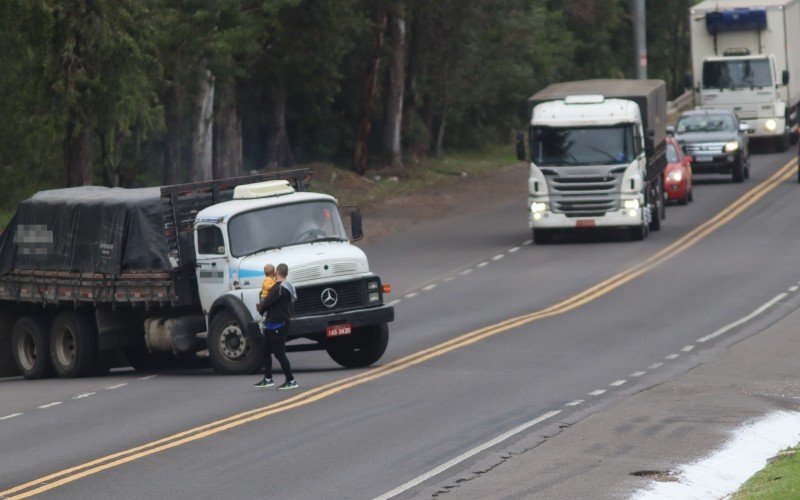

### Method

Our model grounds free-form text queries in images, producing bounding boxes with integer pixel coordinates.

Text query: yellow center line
[2,157,796,499]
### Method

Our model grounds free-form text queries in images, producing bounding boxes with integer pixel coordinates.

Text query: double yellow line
[2,158,796,499]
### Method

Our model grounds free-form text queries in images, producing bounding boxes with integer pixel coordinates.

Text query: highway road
[1,147,799,499]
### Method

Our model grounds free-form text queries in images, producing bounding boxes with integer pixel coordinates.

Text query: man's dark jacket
[259,281,297,322]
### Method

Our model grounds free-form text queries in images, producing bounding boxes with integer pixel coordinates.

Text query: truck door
[195,224,231,312]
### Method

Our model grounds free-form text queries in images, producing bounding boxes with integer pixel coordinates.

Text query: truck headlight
[765,119,777,132]
[531,202,548,213]
[368,292,380,303]
[667,170,683,182]
[623,199,640,210]
[367,281,379,291]
[724,141,739,153]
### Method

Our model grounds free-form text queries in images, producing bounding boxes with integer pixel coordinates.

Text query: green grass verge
[734,447,800,498]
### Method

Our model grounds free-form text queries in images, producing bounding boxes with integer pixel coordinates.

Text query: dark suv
[669,109,751,183]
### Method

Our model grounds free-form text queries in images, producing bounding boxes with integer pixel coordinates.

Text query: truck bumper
[248,305,395,339]
[743,117,785,139]
[529,208,643,229]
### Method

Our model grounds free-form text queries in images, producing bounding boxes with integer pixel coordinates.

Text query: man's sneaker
[277,379,298,390]
[254,378,274,388]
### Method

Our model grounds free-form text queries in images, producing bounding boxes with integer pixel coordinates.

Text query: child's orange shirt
[260,277,277,298]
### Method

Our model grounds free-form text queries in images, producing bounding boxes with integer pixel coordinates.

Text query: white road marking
[648,363,663,370]
[508,246,521,253]
[374,410,561,500]
[105,383,127,390]
[697,293,787,344]
[137,375,157,381]
[442,277,455,283]
[422,284,438,291]
[388,299,401,306]
[523,240,533,246]
[72,392,95,399]
[565,400,584,407]
[631,371,646,377]
[476,261,489,268]
[491,254,505,261]
[666,354,680,360]
[404,292,418,299]
[682,345,695,352]
[610,380,626,387]
[790,286,798,292]
[588,389,606,396]
[459,269,473,276]
[633,411,800,499]
[0,413,22,420]
[38,402,61,409]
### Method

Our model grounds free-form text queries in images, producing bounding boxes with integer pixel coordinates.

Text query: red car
[664,135,693,204]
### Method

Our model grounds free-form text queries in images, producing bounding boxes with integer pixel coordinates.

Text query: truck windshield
[531,125,634,166]
[702,59,772,89]
[228,201,348,257]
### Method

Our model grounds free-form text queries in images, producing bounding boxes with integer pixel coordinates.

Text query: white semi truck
[0,169,394,379]
[689,0,800,150]
[517,79,668,243]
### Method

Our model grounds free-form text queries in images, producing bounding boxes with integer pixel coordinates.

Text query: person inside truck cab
[292,204,337,242]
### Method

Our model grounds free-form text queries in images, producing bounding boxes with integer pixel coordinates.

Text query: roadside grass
[0,210,13,232]
[734,447,800,498]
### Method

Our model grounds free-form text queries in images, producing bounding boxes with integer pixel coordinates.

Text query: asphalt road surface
[1,147,799,499]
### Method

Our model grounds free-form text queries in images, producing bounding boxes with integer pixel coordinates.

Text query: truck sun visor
[706,8,767,35]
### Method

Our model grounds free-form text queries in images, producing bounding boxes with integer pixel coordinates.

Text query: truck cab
[193,180,394,373]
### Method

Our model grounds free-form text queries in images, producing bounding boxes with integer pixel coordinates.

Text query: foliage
[734,447,800,498]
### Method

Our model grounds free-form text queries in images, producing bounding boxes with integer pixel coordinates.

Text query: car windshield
[531,125,635,166]
[702,59,773,89]
[666,144,679,163]
[676,114,735,134]
[228,201,348,257]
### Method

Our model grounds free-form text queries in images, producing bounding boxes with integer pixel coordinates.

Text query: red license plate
[576,219,596,228]
[326,324,352,337]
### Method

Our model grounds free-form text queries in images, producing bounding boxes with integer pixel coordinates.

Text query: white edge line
[789,286,798,292]
[38,402,62,409]
[631,371,646,377]
[648,363,663,370]
[137,375,157,381]
[0,413,22,420]
[105,383,128,390]
[666,354,680,360]
[72,392,96,399]
[565,400,583,407]
[588,389,606,396]
[374,410,561,500]
[610,380,626,387]
[422,284,438,291]
[697,293,787,343]
[508,246,521,253]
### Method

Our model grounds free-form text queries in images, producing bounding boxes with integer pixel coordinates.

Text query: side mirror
[684,72,693,90]
[515,132,526,162]
[666,125,675,136]
[350,207,363,241]
[783,70,790,86]
[739,123,752,133]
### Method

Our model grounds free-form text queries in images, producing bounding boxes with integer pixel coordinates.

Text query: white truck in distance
[689,0,800,150]
[0,170,394,379]
[518,80,668,244]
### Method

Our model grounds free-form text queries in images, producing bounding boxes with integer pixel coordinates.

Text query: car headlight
[623,199,640,210]
[667,170,683,182]
[765,119,777,132]
[724,141,739,153]
[530,202,548,213]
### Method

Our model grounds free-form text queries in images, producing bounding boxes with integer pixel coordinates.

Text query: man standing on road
[254,263,299,390]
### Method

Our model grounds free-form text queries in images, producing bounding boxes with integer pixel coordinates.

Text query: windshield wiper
[310,236,347,243]
[581,144,621,163]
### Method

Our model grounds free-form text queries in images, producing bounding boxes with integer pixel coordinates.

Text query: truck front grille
[293,280,367,316]
[553,198,618,217]
[550,176,617,194]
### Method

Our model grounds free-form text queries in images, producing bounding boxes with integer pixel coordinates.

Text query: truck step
[196,349,209,358]
[196,331,208,339]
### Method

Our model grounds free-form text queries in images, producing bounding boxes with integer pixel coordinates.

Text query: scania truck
[689,0,800,150]
[0,169,394,379]
[517,79,668,243]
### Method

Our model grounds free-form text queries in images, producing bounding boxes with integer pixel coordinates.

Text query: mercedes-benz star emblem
[321,288,338,308]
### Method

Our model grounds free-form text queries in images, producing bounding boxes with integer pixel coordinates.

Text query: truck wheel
[648,183,662,231]
[208,310,263,374]
[326,323,389,368]
[532,229,552,245]
[11,316,53,379]
[732,159,744,183]
[777,133,789,152]
[49,311,97,378]
[630,223,648,241]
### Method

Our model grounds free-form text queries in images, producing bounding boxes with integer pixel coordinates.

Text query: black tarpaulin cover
[0,186,170,275]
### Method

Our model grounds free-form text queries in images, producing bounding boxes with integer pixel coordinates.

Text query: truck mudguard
[209,294,259,338]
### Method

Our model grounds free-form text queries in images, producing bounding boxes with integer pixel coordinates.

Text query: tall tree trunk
[164,82,183,185]
[190,63,215,182]
[353,4,389,175]
[214,81,242,179]
[66,112,92,187]
[402,7,424,155]
[265,84,294,169]
[381,2,406,169]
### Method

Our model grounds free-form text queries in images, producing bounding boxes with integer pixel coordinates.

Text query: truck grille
[553,198,618,217]
[547,173,622,217]
[293,279,367,316]
[550,176,617,193]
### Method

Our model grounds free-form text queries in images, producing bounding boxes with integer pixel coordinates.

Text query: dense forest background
[0,0,695,211]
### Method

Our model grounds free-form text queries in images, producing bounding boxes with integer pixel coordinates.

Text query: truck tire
[648,182,662,231]
[776,133,789,152]
[208,310,264,374]
[630,223,648,241]
[732,159,744,183]
[49,311,97,378]
[532,229,552,245]
[326,323,389,368]
[11,316,53,379]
